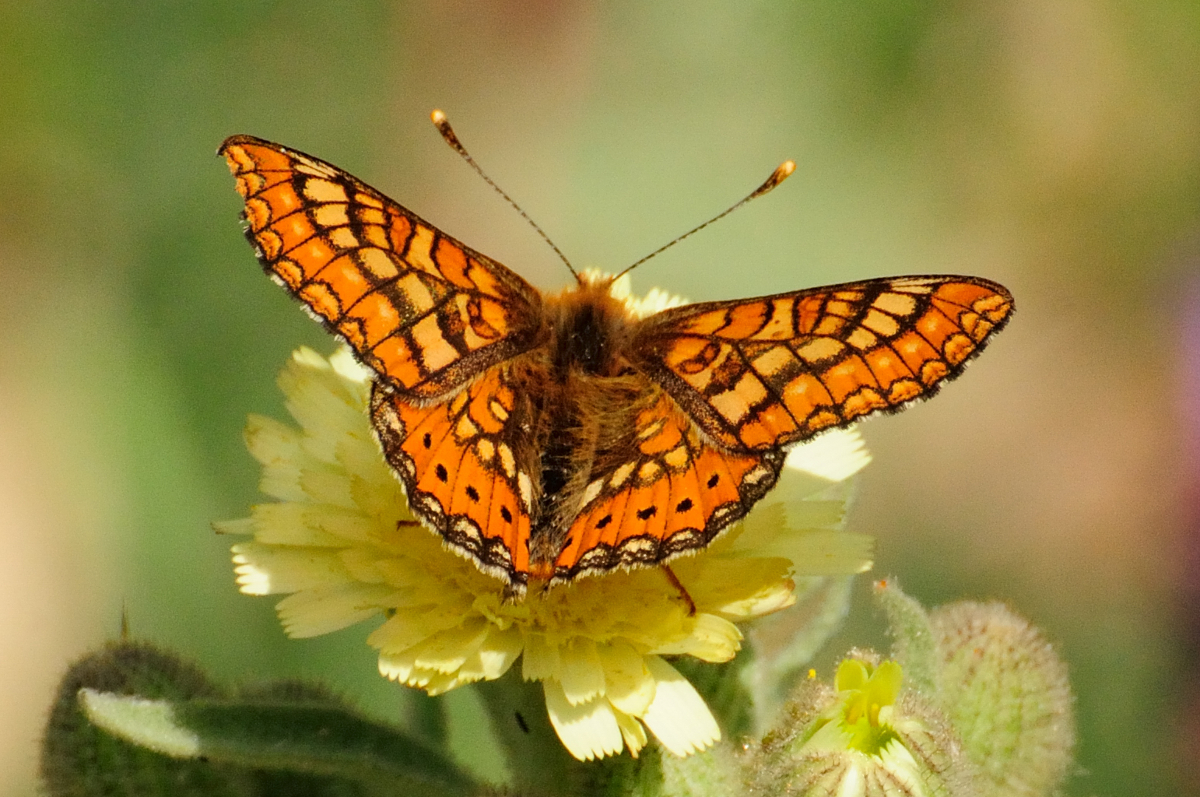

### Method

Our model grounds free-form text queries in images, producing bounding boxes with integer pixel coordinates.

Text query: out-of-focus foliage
[3,3,1197,795]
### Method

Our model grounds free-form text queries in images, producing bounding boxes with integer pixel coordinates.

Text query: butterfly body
[510,280,645,575]
[221,134,1014,597]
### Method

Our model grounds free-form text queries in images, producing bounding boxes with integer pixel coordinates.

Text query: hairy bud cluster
[741,585,1075,797]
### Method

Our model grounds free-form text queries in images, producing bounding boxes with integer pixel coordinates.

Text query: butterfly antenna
[431,110,580,282]
[613,159,796,281]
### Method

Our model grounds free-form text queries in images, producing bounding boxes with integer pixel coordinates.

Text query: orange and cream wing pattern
[632,276,1013,452]
[553,392,784,581]
[369,368,539,583]
[220,135,542,400]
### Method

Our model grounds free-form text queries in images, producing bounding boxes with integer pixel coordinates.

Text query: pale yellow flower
[221,279,873,761]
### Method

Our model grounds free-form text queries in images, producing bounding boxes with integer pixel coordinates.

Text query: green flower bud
[39,641,254,797]
[930,602,1074,797]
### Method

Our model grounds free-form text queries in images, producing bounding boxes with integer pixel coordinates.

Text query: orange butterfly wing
[370,369,538,585]
[221,135,545,587]
[631,276,1014,452]
[554,391,783,580]
[219,135,541,400]
[550,276,1013,579]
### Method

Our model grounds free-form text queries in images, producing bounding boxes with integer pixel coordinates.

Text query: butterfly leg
[661,565,696,616]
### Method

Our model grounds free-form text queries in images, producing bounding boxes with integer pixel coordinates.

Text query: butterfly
[220,130,1013,598]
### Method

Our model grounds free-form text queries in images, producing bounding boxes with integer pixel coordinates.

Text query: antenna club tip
[431,109,463,151]
[752,159,797,197]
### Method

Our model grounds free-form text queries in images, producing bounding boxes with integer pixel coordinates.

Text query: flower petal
[281,349,370,457]
[298,468,358,509]
[379,655,479,694]
[597,640,655,717]
[650,613,742,662]
[410,618,491,673]
[544,679,623,761]
[231,543,351,595]
[244,415,306,501]
[784,428,871,482]
[454,625,524,682]
[522,634,561,682]
[212,517,254,536]
[379,655,433,688]
[559,637,606,706]
[416,669,468,696]
[327,346,371,382]
[640,656,720,756]
[732,496,845,558]
[674,556,794,619]
[275,582,394,637]
[367,602,469,655]
[248,503,357,547]
[614,708,649,758]
[749,529,875,576]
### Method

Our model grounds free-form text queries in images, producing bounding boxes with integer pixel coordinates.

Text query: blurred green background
[3,2,1198,794]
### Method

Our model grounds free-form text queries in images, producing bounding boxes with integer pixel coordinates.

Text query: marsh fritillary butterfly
[220,128,1012,597]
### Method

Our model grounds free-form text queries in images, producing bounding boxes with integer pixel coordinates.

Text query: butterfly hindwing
[631,276,1014,452]
[370,367,538,583]
[221,135,542,400]
[554,392,783,580]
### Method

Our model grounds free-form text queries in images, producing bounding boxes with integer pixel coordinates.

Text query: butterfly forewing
[631,276,1014,453]
[220,135,542,400]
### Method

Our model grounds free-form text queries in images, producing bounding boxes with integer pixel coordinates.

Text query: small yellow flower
[827,659,904,754]
[220,280,873,761]
[778,659,968,797]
